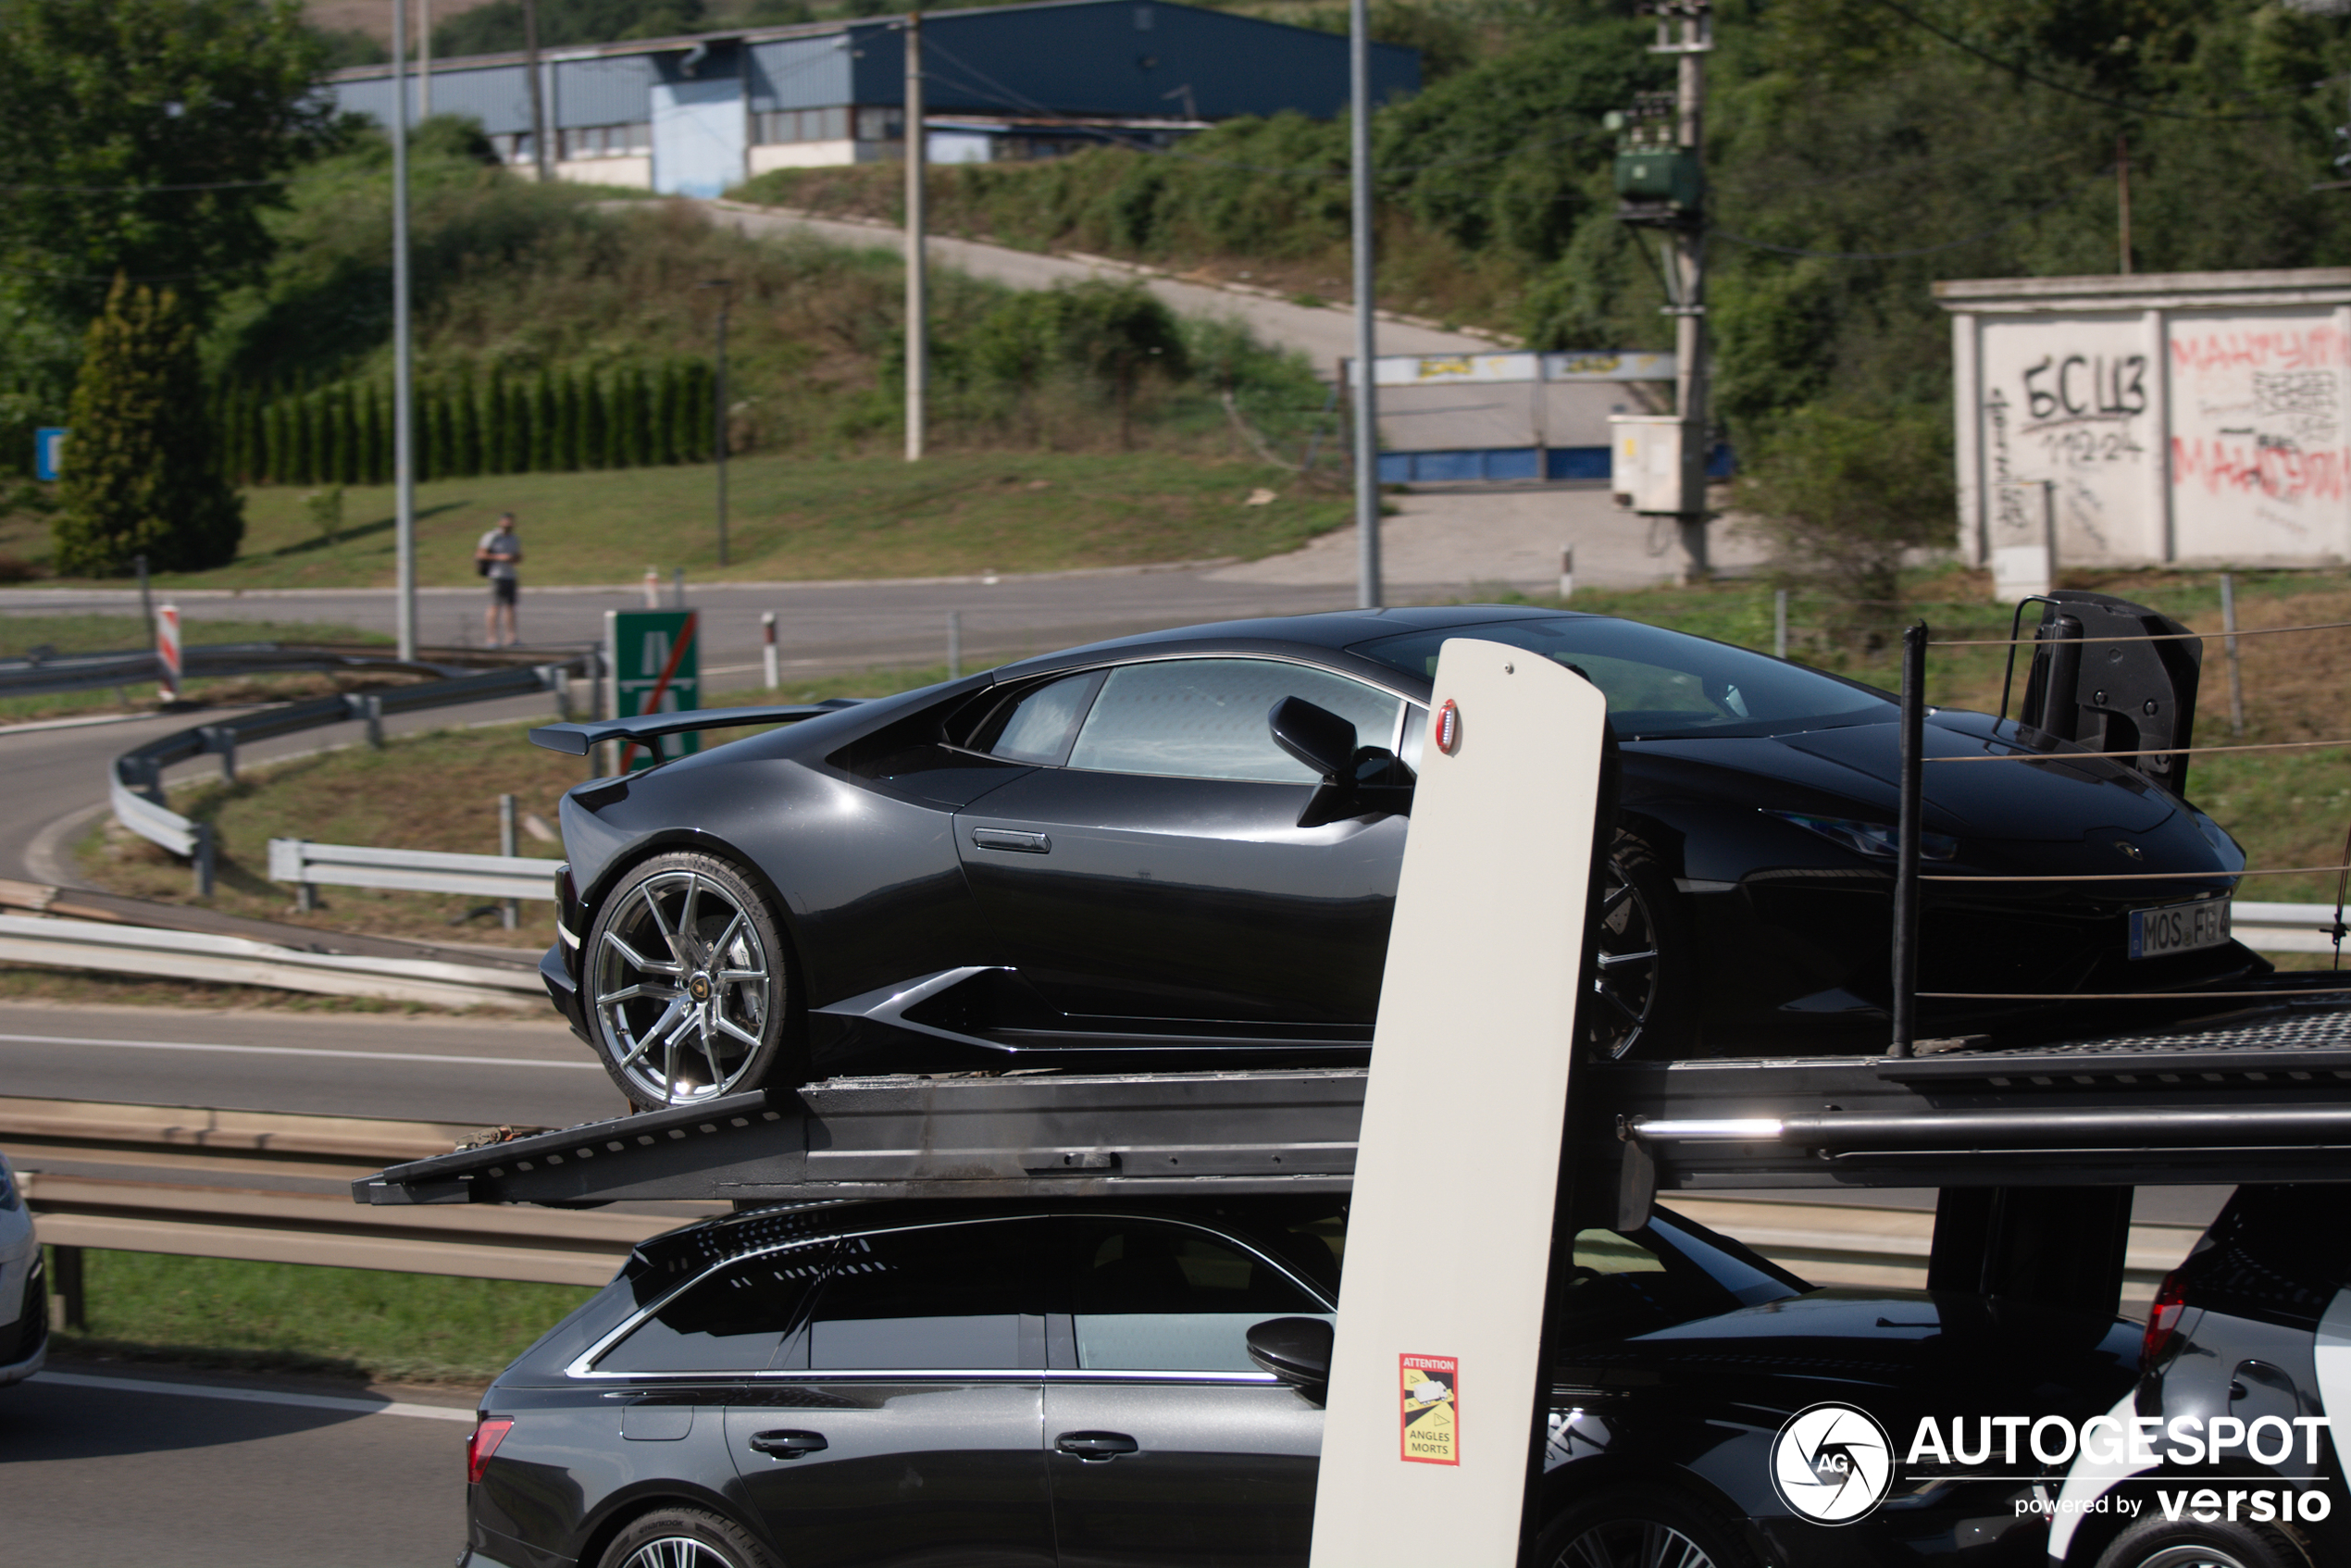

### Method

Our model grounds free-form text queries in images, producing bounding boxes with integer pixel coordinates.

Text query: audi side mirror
[1268,696,1357,781]
[1247,1315,1334,1402]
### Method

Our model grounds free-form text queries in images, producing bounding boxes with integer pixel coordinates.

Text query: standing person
[476,511,523,648]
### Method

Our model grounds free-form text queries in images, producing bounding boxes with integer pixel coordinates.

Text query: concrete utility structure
[327,0,1420,196]
[1939,268,2351,573]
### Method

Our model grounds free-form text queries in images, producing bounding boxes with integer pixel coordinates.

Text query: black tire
[2094,1515,2312,1568]
[583,852,802,1110]
[596,1506,781,1568]
[1533,1487,1757,1568]
[1586,834,1698,1062]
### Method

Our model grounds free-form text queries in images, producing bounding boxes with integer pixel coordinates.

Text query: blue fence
[1375,444,1735,486]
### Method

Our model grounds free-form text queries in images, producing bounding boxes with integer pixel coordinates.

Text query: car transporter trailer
[354,609,2351,1568]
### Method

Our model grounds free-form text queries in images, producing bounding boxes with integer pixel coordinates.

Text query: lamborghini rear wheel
[585,852,799,1109]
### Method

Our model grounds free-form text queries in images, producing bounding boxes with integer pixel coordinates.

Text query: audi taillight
[467,1417,514,1485]
[2142,1271,2188,1372]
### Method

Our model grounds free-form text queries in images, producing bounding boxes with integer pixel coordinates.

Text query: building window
[854,106,903,143]
[753,106,849,144]
[560,122,650,159]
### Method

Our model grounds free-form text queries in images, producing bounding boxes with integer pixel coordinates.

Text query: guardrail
[0,1096,2202,1328]
[111,657,591,895]
[0,914,543,1008]
[267,840,555,903]
[0,640,580,700]
[2233,901,2350,955]
[0,1099,708,1320]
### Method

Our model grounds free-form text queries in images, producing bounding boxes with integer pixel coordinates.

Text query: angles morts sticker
[1399,1354,1459,1465]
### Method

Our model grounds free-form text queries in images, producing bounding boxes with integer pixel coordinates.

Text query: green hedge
[211,361,715,486]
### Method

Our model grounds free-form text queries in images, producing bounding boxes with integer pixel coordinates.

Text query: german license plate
[2129,897,2232,960]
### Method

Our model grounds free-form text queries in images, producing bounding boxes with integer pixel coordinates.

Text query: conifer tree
[582,370,609,469]
[53,278,243,575]
[531,369,557,472]
[653,363,679,466]
[359,383,383,486]
[456,374,481,478]
[555,370,581,471]
[327,384,352,486]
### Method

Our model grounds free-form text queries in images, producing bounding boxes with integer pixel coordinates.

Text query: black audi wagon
[457,1197,2139,1568]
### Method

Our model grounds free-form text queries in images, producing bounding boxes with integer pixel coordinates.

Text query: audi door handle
[1056,1431,1139,1462]
[971,828,1051,854]
[749,1429,828,1459]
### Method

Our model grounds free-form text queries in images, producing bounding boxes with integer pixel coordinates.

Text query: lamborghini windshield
[1350,616,1893,740]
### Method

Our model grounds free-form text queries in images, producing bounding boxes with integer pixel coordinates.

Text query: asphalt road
[0,568,1358,681]
[1,1366,473,1568]
[0,1002,620,1126]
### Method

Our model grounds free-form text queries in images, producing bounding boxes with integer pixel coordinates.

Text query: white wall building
[1939,268,2351,573]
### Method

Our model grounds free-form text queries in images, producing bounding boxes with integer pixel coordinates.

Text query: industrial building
[327,0,1420,196]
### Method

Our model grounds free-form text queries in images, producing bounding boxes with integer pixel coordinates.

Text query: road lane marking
[0,1031,602,1070]
[34,1370,477,1422]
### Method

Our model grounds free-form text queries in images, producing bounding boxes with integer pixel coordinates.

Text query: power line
[1862,0,2287,124]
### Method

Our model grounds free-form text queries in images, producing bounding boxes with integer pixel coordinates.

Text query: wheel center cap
[688,972,712,1002]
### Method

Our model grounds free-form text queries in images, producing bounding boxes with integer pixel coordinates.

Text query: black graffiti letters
[2022,354,2148,423]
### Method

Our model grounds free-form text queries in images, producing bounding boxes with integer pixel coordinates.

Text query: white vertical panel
[1309,638,1606,1568]
[2164,307,2351,564]
[1950,309,1982,566]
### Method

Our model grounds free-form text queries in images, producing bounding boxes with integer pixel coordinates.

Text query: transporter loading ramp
[356,988,2351,1211]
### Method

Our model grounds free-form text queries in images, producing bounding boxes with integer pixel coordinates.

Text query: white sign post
[1309,638,1610,1568]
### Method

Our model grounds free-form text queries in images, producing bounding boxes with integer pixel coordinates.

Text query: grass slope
[2,452,1343,592]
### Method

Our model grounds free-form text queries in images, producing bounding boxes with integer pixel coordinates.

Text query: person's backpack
[477,530,497,576]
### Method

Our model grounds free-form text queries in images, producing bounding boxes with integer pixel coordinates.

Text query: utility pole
[1605,1,1712,584]
[699,280,734,566]
[2117,133,2133,275]
[903,13,927,462]
[1662,0,1711,581]
[1349,0,1380,607]
[392,0,417,662]
[523,0,550,181]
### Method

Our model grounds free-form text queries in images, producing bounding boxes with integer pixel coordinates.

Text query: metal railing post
[1891,621,1927,1057]
[1773,589,1788,659]
[47,1244,85,1333]
[2221,572,2246,738]
[762,612,779,691]
[499,793,519,930]
[366,693,385,749]
[948,610,962,678]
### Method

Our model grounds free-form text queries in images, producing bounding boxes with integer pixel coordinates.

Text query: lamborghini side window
[981,672,1105,765]
[1066,659,1405,784]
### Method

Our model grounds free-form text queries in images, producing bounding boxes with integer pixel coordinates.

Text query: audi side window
[1066,659,1405,784]
[980,672,1105,765]
[1064,1218,1329,1373]
[803,1220,1057,1371]
[595,1243,838,1374]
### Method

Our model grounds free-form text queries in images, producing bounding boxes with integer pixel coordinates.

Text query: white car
[0,1150,45,1386]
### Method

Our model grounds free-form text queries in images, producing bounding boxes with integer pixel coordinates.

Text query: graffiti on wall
[2169,323,2349,516]
[1980,330,2156,561]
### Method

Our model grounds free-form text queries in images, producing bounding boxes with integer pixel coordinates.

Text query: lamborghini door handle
[1056,1430,1138,1461]
[748,1429,828,1459]
[971,828,1051,854]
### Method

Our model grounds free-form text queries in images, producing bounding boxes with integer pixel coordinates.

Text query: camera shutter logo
[1770,1402,1894,1524]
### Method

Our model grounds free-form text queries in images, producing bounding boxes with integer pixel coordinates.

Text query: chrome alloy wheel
[617,1539,738,1568]
[1549,1517,1721,1568]
[1589,857,1663,1060]
[590,867,773,1105]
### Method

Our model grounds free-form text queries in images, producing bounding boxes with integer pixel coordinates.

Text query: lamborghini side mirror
[1268,696,1358,781]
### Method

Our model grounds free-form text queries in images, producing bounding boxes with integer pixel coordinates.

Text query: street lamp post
[392,0,417,661]
[698,280,734,566]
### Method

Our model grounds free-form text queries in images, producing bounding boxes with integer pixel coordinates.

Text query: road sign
[605,609,700,773]
[34,429,65,481]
